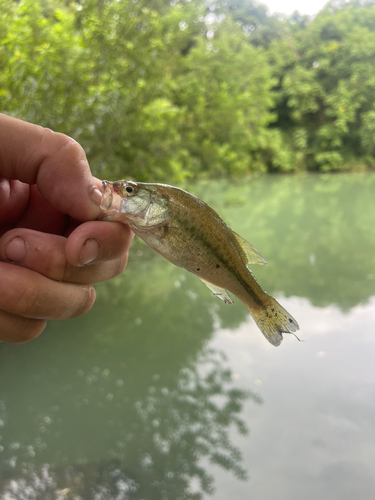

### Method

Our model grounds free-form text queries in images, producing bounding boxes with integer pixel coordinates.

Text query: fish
[100,180,299,346]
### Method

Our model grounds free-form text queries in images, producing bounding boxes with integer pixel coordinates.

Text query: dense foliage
[1,0,375,180]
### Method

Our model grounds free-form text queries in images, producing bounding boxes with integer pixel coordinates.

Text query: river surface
[1,173,375,499]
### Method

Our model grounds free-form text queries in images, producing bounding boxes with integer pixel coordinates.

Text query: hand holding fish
[100,180,299,346]
[0,114,133,343]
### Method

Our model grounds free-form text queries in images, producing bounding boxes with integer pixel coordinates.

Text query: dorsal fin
[232,231,267,266]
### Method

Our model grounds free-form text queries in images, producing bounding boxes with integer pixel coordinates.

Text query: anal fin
[199,278,234,304]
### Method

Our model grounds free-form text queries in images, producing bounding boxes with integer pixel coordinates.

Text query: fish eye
[125,186,134,194]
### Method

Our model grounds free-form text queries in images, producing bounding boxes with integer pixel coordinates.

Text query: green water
[1,173,375,499]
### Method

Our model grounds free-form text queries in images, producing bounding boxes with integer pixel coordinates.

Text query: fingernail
[89,186,102,206]
[5,237,27,263]
[80,239,100,265]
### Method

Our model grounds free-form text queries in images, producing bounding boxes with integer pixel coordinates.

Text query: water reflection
[0,350,260,500]
[0,292,260,500]
[194,173,375,311]
[1,173,375,499]
[207,295,375,500]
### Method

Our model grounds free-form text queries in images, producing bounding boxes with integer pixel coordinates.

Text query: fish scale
[100,180,300,346]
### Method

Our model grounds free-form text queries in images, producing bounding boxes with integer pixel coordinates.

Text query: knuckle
[41,128,86,164]
[83,254,128,283]
[15,283,41,317]
[84,285,96,312]
[85,285,96,310]
[72,285,96,317]
[60,259,75,282]
[46,251,69,282]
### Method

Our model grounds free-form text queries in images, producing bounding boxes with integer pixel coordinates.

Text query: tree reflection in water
[0,348,260,500]
[2,173,375,499]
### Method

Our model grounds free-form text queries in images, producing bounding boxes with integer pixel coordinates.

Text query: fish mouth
[99,180,124,220]
[100,180,115,212]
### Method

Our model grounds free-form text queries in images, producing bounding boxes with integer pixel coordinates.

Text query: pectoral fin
[232,231,267,266]
[199,278,234,304]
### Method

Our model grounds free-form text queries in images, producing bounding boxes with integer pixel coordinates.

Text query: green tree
[172,16,277,176]
[270,0,375,171]
[2,0,375,176]
[0,0,276,180]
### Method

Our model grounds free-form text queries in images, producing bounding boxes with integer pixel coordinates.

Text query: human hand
[0,114,133,343]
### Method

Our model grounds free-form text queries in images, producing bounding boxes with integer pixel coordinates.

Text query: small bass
[100,180,299,346]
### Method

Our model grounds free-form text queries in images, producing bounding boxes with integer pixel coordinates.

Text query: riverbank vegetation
[1,0,375,180]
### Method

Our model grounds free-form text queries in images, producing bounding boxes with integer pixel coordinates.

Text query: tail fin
[249,295,300,347]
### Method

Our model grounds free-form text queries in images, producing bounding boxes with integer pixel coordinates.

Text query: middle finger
[0,227,130,284]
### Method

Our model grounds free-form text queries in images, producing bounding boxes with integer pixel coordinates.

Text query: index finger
[0,113,101,221]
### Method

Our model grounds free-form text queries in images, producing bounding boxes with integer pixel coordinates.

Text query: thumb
[0,113,102,221]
